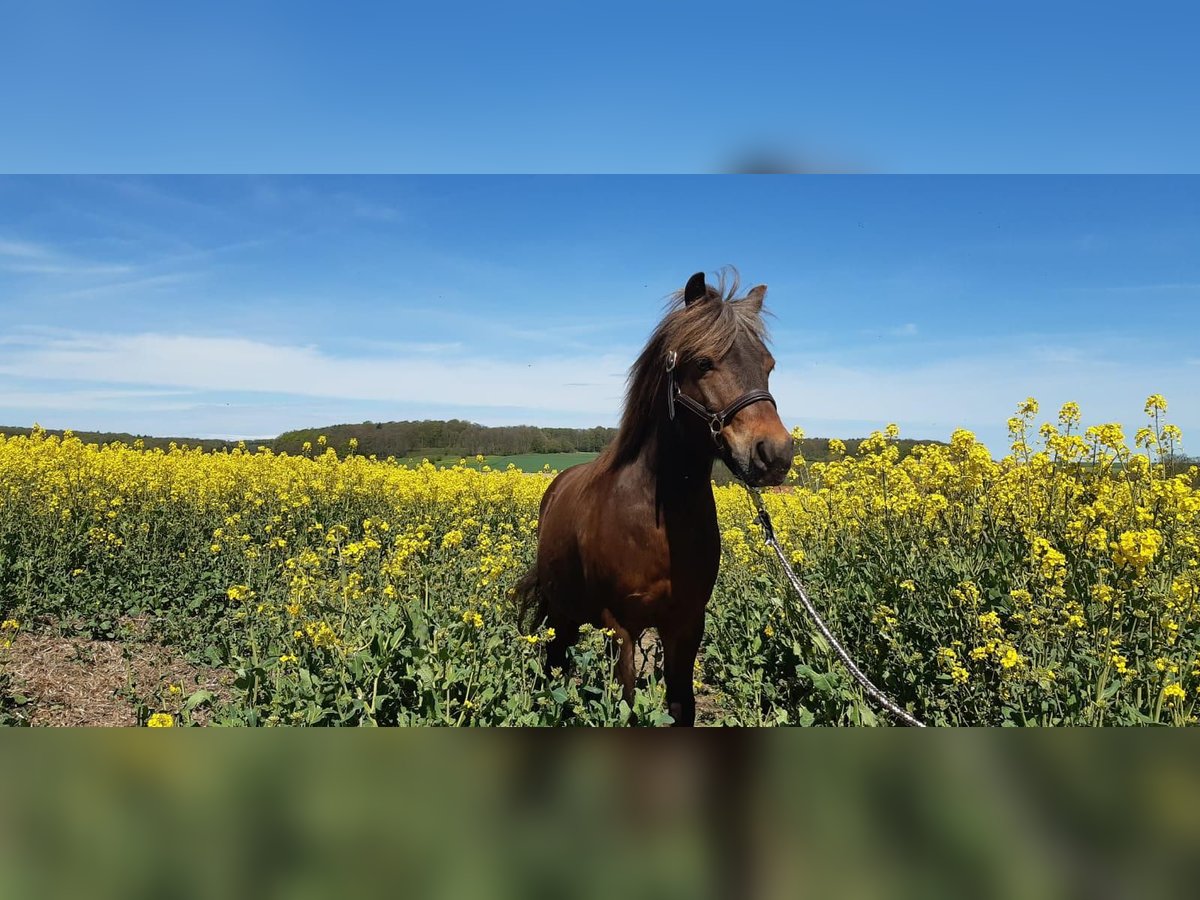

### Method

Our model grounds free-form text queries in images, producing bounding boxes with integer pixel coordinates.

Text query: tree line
[272,419,619,458]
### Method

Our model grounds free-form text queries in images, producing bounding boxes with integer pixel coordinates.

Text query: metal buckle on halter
[665,350,678,420]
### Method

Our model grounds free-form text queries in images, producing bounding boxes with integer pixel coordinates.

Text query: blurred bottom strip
[1,731,1195,900]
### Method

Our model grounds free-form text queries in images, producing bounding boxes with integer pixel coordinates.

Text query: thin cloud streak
[0,234,138,278]
[1069,282,1200,294]
[0,237,53,258]
[46,272,199,300]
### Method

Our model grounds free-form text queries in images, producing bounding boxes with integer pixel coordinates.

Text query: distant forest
[273,420,618,458]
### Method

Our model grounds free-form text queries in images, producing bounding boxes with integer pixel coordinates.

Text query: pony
[515,270,793,725]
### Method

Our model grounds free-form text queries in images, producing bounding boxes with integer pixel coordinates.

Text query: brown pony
[515,270,793,725]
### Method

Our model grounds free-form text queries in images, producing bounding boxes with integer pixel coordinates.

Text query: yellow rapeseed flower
[226,584,254,602]
[1162,683,1186,704]
[1145,394,1168,415]
[1111,529,1163,573]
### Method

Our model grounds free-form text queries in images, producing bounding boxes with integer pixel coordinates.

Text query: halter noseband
[665,350,776,445]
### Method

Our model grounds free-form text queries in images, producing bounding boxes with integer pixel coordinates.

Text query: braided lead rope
[744,486,927,728]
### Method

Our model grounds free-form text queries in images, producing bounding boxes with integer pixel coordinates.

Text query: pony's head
[613,269,794,485]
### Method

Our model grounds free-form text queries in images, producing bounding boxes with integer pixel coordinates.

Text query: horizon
[0,417,946,447]
[2,175,1198,456]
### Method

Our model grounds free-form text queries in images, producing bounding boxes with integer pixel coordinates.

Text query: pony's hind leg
[521,572,576,677]
[544,623,575,676]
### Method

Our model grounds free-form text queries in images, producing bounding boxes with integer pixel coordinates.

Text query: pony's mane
[597,269,770,471]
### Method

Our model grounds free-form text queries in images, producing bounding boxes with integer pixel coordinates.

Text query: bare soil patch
[0,630,232,727]
[634,628,724,725]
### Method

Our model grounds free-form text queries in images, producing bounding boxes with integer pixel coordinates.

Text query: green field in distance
[394,451,598,473]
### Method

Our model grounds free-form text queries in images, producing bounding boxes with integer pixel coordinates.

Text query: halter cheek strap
[665,350,777,445]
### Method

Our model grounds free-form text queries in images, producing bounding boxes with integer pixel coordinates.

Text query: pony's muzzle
[747,432,794,486]
[726,415,793,486]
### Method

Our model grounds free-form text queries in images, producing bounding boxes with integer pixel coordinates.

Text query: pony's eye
[695,357,713,373]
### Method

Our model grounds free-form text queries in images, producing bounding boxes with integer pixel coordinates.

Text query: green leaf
[183,689,214,712]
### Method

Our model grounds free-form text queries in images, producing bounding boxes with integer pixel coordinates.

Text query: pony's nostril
[753,440,770,470]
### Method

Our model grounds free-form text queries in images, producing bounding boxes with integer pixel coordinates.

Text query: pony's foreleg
[661,615,704,727]
[601,609,637,711]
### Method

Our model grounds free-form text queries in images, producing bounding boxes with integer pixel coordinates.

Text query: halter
[665,350,777,446]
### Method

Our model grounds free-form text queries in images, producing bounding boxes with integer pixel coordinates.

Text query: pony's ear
[683,271,708,306]
[745,284,767,312]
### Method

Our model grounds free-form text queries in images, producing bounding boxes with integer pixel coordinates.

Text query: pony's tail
[512,566,547,634]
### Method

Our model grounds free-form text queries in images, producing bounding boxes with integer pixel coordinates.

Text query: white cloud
[2,330,1196,452]
[0,331,631,417]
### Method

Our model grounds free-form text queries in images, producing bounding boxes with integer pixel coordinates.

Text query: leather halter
[665,350,776,446]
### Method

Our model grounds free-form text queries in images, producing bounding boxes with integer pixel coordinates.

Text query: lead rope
[744,486,927,727]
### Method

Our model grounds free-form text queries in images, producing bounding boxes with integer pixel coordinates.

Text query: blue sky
[3,2,1198,173]
[1,175,1198,454]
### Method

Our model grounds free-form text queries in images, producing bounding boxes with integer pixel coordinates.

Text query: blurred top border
[3,1,1198,174]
